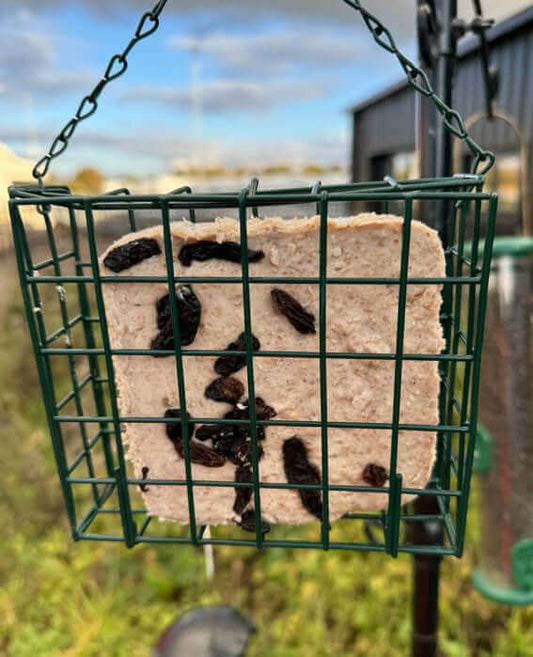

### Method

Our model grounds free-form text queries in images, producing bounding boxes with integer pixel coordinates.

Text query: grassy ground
[1,250,532,657]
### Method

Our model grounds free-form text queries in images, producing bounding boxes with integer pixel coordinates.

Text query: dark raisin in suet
[232,442,264,467]
[215,241,264,264]
[225,404,265,442]
[139,466,150,492]
[164,410,225,466]
[254,397,277,420]
[211,432,263,466]
[205,376,245,404]
[151,285,201,354]
[232,441,250,465]
[178,240,217,265]
[178,240,264,267]
[211,433,242,458]
[164,408,195,444]
[239,509,270,534]
[103,238,161,272]
[271,288,316,334]
[362,463,388,487]
[282,436,323,519]
[214,332,261,377]
[233,466,253,514]
[195,424,235,442]
[224,396,275,440]
[175,440,227,467]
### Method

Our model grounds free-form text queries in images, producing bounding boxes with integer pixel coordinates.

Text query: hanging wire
[32,0,168,183]
[340,0,495,174]
[32,0,495,184]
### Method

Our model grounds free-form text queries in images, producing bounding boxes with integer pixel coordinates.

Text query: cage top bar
[9,175,485,202]
[8,188,495,212]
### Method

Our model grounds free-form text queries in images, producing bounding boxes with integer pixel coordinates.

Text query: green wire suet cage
[8,0,497,557]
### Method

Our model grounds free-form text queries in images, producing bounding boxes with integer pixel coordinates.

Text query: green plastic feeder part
[473,503,533,606]
[473,537,533,605]
[473,425,492,474]
[467,235,533,260]
[472,235,533,606]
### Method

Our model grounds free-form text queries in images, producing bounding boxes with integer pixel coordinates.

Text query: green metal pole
[412,1,458,655]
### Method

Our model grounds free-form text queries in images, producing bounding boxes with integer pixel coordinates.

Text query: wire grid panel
[8,177,497,556]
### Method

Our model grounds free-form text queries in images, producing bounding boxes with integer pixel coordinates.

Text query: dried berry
[224,396,275,440]
[164,409,195,444]
[214,332,261,376]
[175,440,227,467]
[212,432,264,466]
[225,405,265,442]
[196,418,265,465]
[205,376,245,404]
[195,424,235,442]
[151,285,201,353]
[211,433,241,457]
[271,288,316,335]
[104,238,161,272]
[233,442,264,467]
[178,240,264,267]
[139,466,149,492]
[234,442,264,466]
[239,509,270,534]
[227,397,276,422]
[253,397,277,420]
[282,436,322,519]
[164,409,225,466]
[362,463,388,487]
[233,465,253,514]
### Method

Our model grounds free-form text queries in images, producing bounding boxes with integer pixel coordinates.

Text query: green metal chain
[341,0,495,175]
[32,0,495,182]
[32,0,168,182]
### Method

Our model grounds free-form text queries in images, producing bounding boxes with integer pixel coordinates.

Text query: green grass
[1,252,532,657]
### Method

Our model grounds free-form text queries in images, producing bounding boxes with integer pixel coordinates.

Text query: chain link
[33,0,495,181]
[341,0,495,175]
[32,0,168,182]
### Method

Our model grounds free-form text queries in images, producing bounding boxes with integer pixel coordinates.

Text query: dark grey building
[350,6,533,234]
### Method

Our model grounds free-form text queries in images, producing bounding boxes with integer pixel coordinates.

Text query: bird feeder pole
[413,2,458,656]
[435,0,458,243]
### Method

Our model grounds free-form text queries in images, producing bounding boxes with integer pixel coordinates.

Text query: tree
[70,167,104,194]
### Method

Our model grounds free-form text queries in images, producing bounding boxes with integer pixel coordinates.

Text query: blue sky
[0,0,527,179]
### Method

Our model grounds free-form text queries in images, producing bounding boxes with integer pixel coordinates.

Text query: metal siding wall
[495,39,516,145]
[352,22,533,180]
[352,87,415,181]
[519,31,533,139]
[351,113,362,182]
[456,33,532,152]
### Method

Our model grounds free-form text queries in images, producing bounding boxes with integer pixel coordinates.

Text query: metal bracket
[453,6,499,118]
[418,1,499,119]
[452,16,494,39]
[417,1,440,68]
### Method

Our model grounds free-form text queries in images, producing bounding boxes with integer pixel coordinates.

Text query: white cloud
[228,132,351,169]
[122,77,330,113]
[4,0,529,178]
[0,123,350,176]
[17,0,412,31]
[12,0,532,39]
[15,0,532,49]
[0,7,94,96]
[171,26,367,75]
[9,0,528,104]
